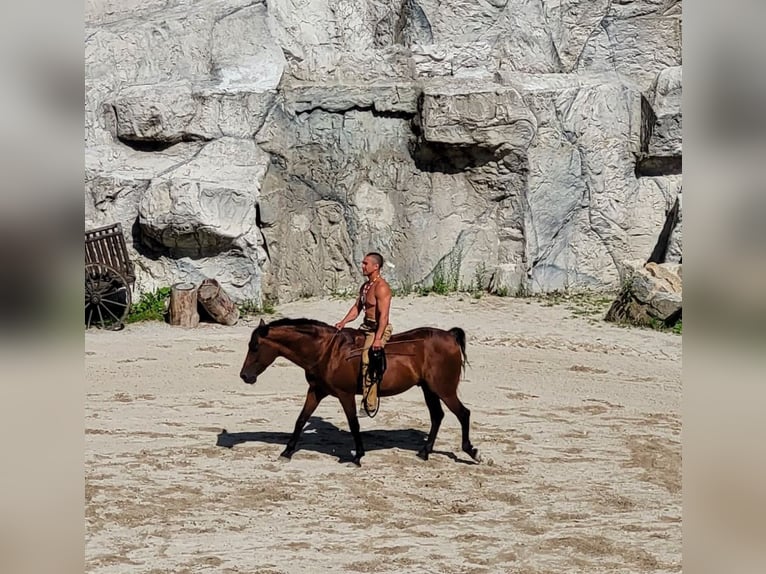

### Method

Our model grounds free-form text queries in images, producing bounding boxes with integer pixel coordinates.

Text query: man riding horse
[334,252,392,417]
[239,251,480,466]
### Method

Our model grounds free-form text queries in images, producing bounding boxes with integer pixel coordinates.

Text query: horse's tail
[448,327,469,374]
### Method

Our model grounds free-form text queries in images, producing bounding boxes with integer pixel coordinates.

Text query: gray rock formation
[605,261,682,327]
[648,66,682,157]
[85,0,683,304]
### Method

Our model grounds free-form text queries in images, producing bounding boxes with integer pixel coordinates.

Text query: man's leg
[362,324,393,416]
[360,327,375,415]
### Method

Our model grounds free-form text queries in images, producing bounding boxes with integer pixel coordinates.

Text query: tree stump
[197,278,240,326]
[169,282,199,328]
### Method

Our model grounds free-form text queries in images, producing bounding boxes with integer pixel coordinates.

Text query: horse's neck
[268,327,329,371]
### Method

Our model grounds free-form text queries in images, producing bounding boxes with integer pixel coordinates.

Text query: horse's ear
[258,318,266,328]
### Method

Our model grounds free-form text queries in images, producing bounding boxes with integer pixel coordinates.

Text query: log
[169,282,199,328]
[197,278,240,326]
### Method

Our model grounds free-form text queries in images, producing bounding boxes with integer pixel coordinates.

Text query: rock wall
[85,0,682,303]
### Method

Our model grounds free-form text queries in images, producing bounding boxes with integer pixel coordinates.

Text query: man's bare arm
[372,283,392,347]
[334,288,364,329]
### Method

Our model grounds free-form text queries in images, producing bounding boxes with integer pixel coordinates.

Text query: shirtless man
[334,252,393,416]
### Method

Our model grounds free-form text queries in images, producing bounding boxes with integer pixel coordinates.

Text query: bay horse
[239,317,480,466]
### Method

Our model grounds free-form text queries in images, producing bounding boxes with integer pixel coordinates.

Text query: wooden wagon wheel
[85,263,131,330]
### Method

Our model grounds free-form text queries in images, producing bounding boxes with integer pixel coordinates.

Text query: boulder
[419,84,537,151]
[605,261,682,326]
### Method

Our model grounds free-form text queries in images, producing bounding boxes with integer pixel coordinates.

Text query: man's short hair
[366,252,384,268]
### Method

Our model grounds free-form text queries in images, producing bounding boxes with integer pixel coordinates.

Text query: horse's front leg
[281,387,326,460]
[338,392,365,466]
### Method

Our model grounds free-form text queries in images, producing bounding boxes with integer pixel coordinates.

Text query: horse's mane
[257,317,332,336]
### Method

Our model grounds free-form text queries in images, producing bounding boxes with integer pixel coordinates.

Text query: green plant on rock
[299,288,314,299]
[126,287,171,323]
[472,261,488,294]
[431,261,449,294]
[447,248,463,291]
[238,298,276,316]
[495,285,511,297]
[262,302,277,315]
[328,273,356,300]
[392,278,416,297]
[511,283,528,298]
[427,248,463,295]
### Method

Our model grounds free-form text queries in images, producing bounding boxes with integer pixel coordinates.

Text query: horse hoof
[463,445,480,462]
[279,450,293,461]
[417,449,429,461]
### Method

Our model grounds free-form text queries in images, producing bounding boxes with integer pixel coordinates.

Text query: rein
[345,352,416,360]
[345,338,424,353]
[343,338,424,360]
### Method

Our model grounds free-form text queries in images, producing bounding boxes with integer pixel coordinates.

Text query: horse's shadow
[217,416,436,463]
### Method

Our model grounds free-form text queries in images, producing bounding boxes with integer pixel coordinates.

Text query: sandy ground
[85,293,681,574]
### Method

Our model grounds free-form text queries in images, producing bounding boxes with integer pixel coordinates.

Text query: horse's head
[240,319,279,384]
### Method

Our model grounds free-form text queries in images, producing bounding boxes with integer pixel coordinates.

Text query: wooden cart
[85,222,136,330]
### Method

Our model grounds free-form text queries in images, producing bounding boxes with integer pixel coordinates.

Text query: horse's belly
[379,376,419,397]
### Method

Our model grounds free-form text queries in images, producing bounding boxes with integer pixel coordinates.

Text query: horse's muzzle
[240,372,257,384]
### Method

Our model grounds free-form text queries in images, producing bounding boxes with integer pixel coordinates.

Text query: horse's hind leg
[418,384,444,461]
[338,392,365,466]
[440,393,480,462]
[281,387,326,460]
